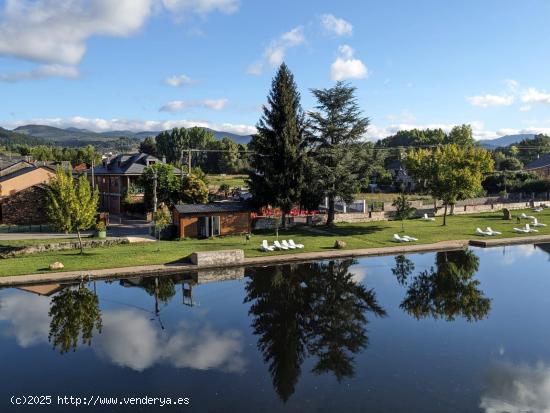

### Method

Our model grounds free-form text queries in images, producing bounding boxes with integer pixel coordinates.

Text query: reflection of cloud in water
[96,309,246,373]
[0,293,246,373]
[0,293,49,347]
[482,244,540,266]
[480,361,550,412]
[350,266,368,284]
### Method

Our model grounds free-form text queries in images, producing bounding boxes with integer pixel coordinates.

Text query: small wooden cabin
[173,202,252,238]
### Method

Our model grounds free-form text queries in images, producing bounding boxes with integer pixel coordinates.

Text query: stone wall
[1,185,49,225]
[190,249,245,266]
[0,238,129,259]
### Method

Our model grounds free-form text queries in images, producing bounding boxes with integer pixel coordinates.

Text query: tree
[153,204,171,240]
[392,192,416,231]
[406,144,494,225]
[308,81,370,225]
[141,163,180,210]
[181,173,209,204]
[139,136,158,156]
[248,63,307,228]
[46,170,98,254]
[447,124,475,147]
[499,157,523,171]
[48,285,102,354]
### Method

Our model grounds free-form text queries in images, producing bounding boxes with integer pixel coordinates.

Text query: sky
[1,0,550,141]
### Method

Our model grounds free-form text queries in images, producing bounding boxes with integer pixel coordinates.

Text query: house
[173,202,252,238]
[386,159,416,191]
[524,153,550,178]
[89,153,180,215]
[0,165,56,224]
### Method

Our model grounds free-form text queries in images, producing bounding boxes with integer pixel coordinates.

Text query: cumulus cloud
[330,44,368,81]
[162,0,240,16]
[522,87,550,104]
[164,74,197,87]
[159,98,228,112]
[466,94,514,108]
[247,26,306,75]
[504,79,519,92]
[480,362,550,413]
[0,116,257,135]
[320,14,353,37]
[0,64,79,82]
[0,293,50,347]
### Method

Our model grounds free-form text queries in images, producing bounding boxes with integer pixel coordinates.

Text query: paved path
[0,232,93,241]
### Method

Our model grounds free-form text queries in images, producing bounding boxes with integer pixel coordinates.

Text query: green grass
[0,208,549,277]
[206,174,248,190]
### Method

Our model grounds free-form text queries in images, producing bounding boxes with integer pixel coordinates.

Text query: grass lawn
[206,174,248,190]
[0,208,549,277]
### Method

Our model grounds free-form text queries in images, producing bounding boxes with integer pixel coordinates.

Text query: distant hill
[11,124,252,146]
[0,126,45,147]
[479,134,535,149]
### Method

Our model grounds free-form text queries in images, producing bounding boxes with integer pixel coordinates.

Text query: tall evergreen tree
[309,81,370,225]
[248,63,306,227]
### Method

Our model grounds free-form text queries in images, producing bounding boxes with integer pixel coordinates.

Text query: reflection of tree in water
[392,255,415,285]
[140,276,176,305]
[245,259,386,402]
[397,249,491,322]
[48,284,102,354]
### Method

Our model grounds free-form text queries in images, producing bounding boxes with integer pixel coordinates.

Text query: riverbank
[2,235,550,287]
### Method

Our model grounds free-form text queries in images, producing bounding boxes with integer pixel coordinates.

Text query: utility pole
[91,156,95,189]
[188,149,192,175]
[153,168,158,212]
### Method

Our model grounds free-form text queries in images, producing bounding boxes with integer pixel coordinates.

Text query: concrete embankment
[1,235,550,287]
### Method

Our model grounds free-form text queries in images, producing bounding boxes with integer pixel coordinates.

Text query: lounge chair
[273,240,289,250]
[486,227,501,235]
[514,227,529,234]
[520,213,536,220]
[260,240,275,252]
[532,218,547,227]
[534,207,543,213]
[525,224,538,233]
[421,213,436,221]
[289,239,304,249]
[281,240,295,249]
[476,227,491,236]
[402,235,418,241]
[393,234,410,242]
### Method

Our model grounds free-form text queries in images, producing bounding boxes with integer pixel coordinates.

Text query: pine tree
[248,63,306,227]
[309,81,370,225]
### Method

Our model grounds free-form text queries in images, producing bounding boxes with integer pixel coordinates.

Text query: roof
[0,160,34,177]
[524,153,550,170]
[174,202,252,215]
[386,159,404,171]
[0,165,54,183]
[90,153,181,176]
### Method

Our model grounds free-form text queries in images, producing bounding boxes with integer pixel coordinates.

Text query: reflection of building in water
[535,243,550,260]
[17,283,66,297]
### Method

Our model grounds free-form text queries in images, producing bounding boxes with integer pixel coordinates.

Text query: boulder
[334,240,346,249]
[49,262,64,270]
[502,208,512,220]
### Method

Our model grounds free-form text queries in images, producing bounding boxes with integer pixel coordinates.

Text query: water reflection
[245,259,386,402]
[394,249,492,322]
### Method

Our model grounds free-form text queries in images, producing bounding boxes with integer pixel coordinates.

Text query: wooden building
[173,202,252,238]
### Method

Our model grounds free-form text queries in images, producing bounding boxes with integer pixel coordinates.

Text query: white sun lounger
[402,235,418,241]
[476,227,491,236]
[288,239,304,249]
[520,213,536,220]
[534,207,543,212]
[281,240,295,249]
[532,218,547,227]
[393,234,410,242]
[514,227,529,233]
[273,240,289,250]
[525,224,538,233]
[486,227,501,235]
[421,213,435,221]
[261,240,275,252]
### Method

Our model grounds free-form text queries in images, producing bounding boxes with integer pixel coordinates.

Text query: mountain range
[478,134,535,148]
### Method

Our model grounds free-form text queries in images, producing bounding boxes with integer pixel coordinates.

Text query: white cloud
[0,293,50,347]
[162,0,240,16]
[0,64,79,82]
[504,79,519,91]
[466,94,514,108]
[0,116,257,135]
[480,362,550,413]
[519,105,532,112]
[320,14,353,37]
[330,44,368,81]
[164,74,197,87]
[247,26,305,75]
[160,98,228,112]
[0,0,153,66]
[522,87,550,104]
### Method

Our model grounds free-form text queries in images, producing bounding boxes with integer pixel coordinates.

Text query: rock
[334,240,346,249]
[49,262,64,270]
[503,208,512,220]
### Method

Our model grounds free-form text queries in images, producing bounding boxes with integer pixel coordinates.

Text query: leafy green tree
[406,144,494,225]
[48,285,102,354]
[139,136,158,156]
[248,63,307,228]
[447,124,475,147]
[181,173,209,204]
[400,249,491,322]
[46,170,98,254]
[309,81,370,225]
[141,163,180,210]
[155,128,188,164]
[498,157,523,171]
[392,192,416,231]
[153,204,171,240]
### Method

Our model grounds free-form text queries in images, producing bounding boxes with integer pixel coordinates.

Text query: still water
[1,244,550,412]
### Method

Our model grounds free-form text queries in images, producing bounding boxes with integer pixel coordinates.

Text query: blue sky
[1,0,550,140]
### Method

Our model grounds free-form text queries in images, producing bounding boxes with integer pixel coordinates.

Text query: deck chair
[261,240,275,252]
[273,240,289,250]
[288,240,304,249]
[281,240,295,249]
[486,227,501,235]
